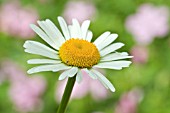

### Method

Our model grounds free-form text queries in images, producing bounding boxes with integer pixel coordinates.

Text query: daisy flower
[23,17,132,92]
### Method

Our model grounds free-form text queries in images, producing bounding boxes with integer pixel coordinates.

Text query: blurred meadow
[0,0,170,113]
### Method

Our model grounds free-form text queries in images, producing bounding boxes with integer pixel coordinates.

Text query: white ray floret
[30,24,58,50]
[37,20,60,49]
[83,68,97,79]
[24,41,59,59]
[99,43,125,57]
[72,19,82,38]
[45,19,65,45]
[58,16,70,40]
[97,34,118,50]
[27,59,61,64]
[91,69,115,92]
[94,61,132,70]
[93,31,110,46]
[27,64,61,74]
[52,64,72,72]
[76,70,83,83]
[86,30,93,42]
[101,52,133,62]
[81,20,90,39]
[59,67,78,80]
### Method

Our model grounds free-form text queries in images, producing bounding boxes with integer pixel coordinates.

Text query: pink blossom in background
[9,76,46,113]
[2,60,28,82]
[115,88,143,113]
[130,46,148,64]
[0,2,39,39]
[56,70,108,102]
[125,4,169,45]
[63,1,97,24]
[1,61,46,113]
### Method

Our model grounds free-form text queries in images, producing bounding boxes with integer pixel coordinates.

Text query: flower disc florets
[59,38,100,68]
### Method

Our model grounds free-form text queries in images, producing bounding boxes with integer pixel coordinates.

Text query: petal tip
[58,16,63,21]
[27,69,33,74]
[29,24,35,28]
[58,76,64,81]
[111,88,116,92]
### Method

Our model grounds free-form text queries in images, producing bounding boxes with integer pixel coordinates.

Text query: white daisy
[23,17,132,92]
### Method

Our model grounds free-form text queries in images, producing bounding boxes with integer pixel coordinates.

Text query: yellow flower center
[59,38,100,68]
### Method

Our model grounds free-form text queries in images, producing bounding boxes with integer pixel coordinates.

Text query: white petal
[94,61,132,70]
[68,67,79,77]
[91,69,115,92]
[52,64,71,72]
[58,16,70,40]
[93,32,110,46]
[86,30,93,42]
[70,23,78,38]
[81,20,90,40]
[100,43,124,57]
[27,63,70,74]
[23,41,59,59]
[68,25,73,38]
[45,19,65,45]
[72,19,82,38]
[30,24,57,49]
[76,69,83,83]
[58,70,70,80]
[37,20,61,50]
[27,59,61,64]
[101,52,133,62]
[83,68,97,79]
[97,34,118,50]
[58,67,78,80]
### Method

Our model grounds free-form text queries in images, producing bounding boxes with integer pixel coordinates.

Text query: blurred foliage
[0,0,170,113]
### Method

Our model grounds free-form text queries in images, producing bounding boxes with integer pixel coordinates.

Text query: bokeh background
[0,0,170,113]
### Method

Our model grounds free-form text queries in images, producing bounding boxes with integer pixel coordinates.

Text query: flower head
[23,17,132,92]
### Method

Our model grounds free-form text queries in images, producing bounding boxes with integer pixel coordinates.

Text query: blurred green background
[0,0,170,113]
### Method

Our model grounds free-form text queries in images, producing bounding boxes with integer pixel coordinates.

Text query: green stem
[57,76,76,113]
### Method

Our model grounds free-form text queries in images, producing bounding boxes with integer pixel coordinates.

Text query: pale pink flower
[9,76,46,113]
[63,1,96,24]
[0,2,39,39]
[125,4,169,45]
[1,61,46,113]
[115,88,143,113]
[1,60,28,82]
[130,46,148,64]
[56,70,108,102]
